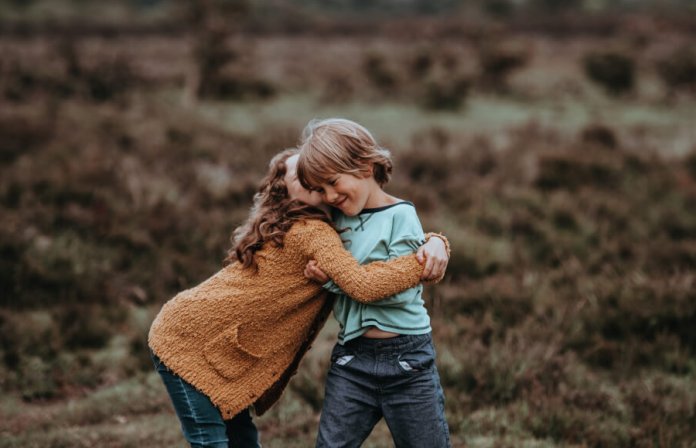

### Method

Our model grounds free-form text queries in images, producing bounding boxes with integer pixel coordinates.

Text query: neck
[364,186,399,209]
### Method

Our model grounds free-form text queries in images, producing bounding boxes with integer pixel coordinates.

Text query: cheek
[287,183,298,199]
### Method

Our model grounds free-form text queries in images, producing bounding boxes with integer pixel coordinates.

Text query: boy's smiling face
[314,170,379,216]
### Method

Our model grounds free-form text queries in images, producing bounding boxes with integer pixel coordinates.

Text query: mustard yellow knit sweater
[148,219,433,419]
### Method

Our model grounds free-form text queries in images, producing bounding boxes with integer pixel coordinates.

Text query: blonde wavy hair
[226,148,331,269]
[296,118,393,190]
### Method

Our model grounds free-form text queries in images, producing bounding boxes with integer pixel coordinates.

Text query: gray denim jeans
[316,333,451,448]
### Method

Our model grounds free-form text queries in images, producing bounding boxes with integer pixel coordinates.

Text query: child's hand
[417,237,449,281]
[304,260,330,283]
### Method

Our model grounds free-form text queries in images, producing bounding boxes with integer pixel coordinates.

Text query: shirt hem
[338,322,432,344]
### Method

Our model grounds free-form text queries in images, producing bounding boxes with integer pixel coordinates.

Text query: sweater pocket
[203,324,261,380]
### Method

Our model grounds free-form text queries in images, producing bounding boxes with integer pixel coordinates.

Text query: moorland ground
[1,2,695,446]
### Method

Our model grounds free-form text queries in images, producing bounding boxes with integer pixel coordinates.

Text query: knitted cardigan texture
[148,219,431,419]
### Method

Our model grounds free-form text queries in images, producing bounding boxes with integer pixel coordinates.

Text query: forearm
[322,254,424,303]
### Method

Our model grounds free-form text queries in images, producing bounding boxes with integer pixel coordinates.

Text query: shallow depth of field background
[1,1,695,447]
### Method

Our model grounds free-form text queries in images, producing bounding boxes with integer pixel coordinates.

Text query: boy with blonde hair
[298,118,451,448]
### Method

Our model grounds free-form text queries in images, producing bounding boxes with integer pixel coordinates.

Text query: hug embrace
[148,118,452,448]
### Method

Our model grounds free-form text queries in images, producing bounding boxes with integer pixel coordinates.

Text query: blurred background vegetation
[1,0,695,446]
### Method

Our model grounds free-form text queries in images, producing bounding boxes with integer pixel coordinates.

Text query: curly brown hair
[226,148,332,269]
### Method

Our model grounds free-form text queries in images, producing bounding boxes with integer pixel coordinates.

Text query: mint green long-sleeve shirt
[324,201,431,344]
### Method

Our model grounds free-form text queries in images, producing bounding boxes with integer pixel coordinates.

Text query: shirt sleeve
[288,220,424,303]
[322,280,344,295]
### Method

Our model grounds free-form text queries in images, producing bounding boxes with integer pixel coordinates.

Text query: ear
[362,164,374,178]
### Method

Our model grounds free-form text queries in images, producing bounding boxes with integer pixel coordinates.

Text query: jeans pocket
[397,341,435,373]
[330,345,356,367]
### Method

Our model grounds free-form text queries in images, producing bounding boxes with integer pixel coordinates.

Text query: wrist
[424,232,451,258]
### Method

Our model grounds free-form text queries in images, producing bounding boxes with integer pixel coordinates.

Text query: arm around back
[287,219,424,303]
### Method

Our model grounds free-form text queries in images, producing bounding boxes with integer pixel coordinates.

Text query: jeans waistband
[343,333,432,352]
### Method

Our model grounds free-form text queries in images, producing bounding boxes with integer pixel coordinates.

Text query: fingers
[421,255,448,281]
[304,260,317,279]
[311,266,329,283]
[421,256,434,280]
[416,246,426,264]
[304,260,329,283]
[432,257,448,279]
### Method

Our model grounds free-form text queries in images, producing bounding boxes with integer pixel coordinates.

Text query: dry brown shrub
[476,43,530,92]
[656,45,696,94]
[582,50,636,96]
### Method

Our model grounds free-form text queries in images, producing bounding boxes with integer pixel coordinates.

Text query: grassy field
[1,1,696,446]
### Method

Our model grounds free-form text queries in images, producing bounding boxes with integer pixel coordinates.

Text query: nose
[323,186,338,204]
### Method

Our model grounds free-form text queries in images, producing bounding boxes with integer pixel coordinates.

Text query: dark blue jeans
[316,333,451,448]
[151,351,261,448]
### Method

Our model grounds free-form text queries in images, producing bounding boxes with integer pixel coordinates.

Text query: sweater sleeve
[287,220,424,303]
[324,230,450,293]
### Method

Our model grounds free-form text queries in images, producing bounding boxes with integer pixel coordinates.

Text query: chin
[341,206,359,216]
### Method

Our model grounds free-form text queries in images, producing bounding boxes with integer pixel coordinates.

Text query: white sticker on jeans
[399,361,414,371]
[335,355,354,366]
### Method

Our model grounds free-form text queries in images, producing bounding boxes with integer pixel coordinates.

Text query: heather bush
[82,58,138,103]
[187,0,274,101]
[685,150,696,180]
[363,52,399,93]
[483,0,515,18]
[583,50,635,96]
[320,74,355,103]
[421,76,470,111]
[2,57,75,102]
[534,150,622,191]
[0,311,59,367]
[398,145,451,185]
[0,112,54,165]
[622,374,696,445]
[193,26,238,99]
[408,50,434,80]
[656,46,696,93]
[530,0,583,13]
[53,38,141,103]
[18,356,57,400]
[580,123,618,149]
[477,44,529,92]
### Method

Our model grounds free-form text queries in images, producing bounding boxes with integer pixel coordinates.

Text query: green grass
[157,89,695,156]
[0,373,181,448]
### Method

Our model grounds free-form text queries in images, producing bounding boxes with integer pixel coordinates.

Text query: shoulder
[286,219,336,242]
[387,201,419,220]
[381,201,420,226]
[387,202,423,237]
[361,201,418,221]
[285,219,341,255]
